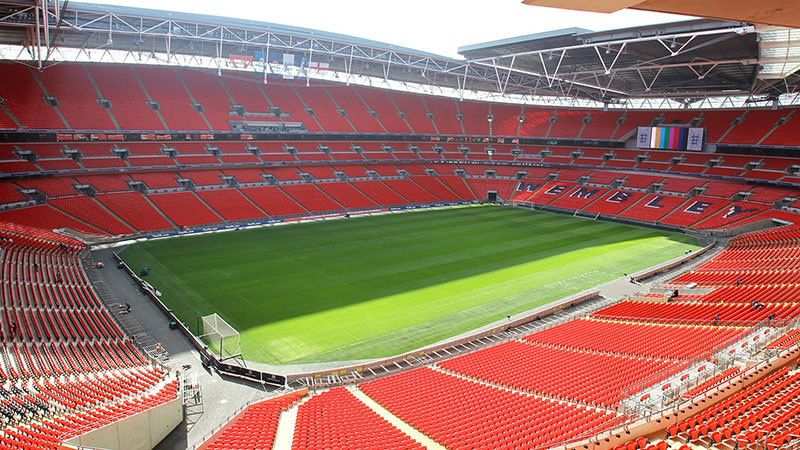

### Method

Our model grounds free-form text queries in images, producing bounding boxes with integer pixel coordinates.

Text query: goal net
[198,313,242,361]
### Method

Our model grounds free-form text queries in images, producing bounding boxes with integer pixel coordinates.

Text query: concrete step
[272,393,314,450]
[347,385,445,450]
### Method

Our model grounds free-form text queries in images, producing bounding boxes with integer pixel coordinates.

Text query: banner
[687,128,704,151]
[637,126,704,151]
[309,61,330,71]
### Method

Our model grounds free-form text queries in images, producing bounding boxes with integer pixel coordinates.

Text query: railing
[56,377,179,448]
[112,253,287,386]
[189,386,303,450]
[619,318,770,410]
[81,251,170,369]
[555,318,800,449]
[290,290,610,389]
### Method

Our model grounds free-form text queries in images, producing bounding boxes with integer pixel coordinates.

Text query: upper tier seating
[358,88,411,133]
[293,85,353,133]
[36,65,115,130]
[423,96,462,135]
[176,69,233,131]
[0,63,65,129]
[1,63,800,158]
[86,65,165,130]
[389,92,436,134]
[721,110,788,145]
[326,86,383,133]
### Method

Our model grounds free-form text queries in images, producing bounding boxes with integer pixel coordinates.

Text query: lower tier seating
[359,367,617,450]
[315,182,379,209]
[148,192,221,227]
[240,186,309,217]
[95,192,173,232]
[591,300,800,325]
[0,226,177,449]
[279,184,344,212]
[200,391,305,450]
[438,340,678,408]
[669,367,800,449]
[196,189,266,221]
[522,319,744,359]
[292,387,422,450]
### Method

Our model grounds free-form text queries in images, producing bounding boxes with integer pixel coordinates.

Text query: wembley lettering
[645,196,666,208]
[545,184,568,195]
[517,182,544,192]
[722,205,759,218]
[685,201,712,214]
[570,187,600,199]
[607,192,632,203]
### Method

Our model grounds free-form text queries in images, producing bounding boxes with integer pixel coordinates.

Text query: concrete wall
[65,397,183,450]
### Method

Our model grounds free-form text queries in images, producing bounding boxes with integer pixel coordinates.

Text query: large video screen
[637,126,704,151]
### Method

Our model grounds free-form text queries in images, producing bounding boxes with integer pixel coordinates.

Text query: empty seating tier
[360,367,617,450]
[292,388,421,450]
[200,392,305,450]
[439,340,677,408]
[522,319,745,359]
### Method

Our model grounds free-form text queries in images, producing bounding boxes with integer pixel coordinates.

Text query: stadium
[1,0,800,448]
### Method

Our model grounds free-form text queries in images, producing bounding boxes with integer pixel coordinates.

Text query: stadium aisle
[272,395,312,449]
[348,386,446,450]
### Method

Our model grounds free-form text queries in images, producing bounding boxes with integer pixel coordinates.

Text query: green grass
[120,205,700,365]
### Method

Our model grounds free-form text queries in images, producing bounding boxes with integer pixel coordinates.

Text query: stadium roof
[0,0,798,107]
[523,0,800,30]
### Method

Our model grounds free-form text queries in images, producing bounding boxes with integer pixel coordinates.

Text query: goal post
[198,313,242,361]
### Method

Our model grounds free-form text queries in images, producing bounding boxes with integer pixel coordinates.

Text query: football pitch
[120,205,700,365]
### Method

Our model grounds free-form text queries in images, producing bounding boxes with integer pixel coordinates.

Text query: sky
[78,0,694,58]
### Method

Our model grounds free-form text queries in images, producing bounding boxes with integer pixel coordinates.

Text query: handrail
[556,318,800,449]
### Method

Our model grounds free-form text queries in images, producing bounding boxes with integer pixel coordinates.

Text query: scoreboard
[637,126,705,151]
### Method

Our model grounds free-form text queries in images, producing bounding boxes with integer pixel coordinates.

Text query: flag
[309,62,330,71]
